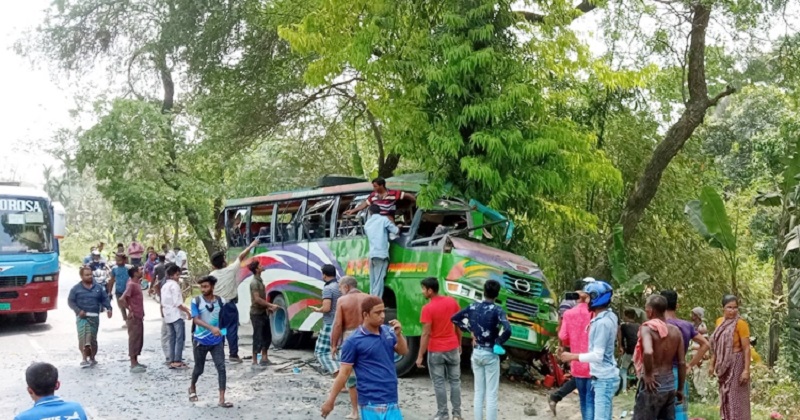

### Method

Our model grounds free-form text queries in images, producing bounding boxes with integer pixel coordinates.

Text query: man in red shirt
[416,277,463,420]
[120,266,146,373]
[553,278,594,419]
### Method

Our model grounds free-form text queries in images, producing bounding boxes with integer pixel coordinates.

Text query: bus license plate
[511,325,537,344]
[0,303,10,311]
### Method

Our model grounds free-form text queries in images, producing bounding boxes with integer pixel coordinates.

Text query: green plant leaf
[685,187,737,252]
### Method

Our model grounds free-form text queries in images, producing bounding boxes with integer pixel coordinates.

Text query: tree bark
[768,205,788,367]
[591,4,736,277]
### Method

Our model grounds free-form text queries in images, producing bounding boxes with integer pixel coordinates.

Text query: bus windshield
[0,198,53,254]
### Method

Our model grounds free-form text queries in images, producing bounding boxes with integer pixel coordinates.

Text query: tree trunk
[787,268,800,379]
[185,206,219,259]
[590,4,736,277]
[768,206,788,367]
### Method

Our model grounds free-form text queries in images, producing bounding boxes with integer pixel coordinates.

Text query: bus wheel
[270,295,298,349]
[33,312,48,324]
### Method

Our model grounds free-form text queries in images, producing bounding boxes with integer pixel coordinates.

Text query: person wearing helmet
[87,250,107,272]
[560,280,620,420]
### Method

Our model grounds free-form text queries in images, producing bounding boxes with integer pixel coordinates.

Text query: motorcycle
[92,268,113,310]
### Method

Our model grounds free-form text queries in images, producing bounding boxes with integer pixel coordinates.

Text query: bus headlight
[32,273,58,282]
[445,281,483,301]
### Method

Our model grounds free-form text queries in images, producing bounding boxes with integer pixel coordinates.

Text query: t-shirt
[165,250,176,263]
[557,303,592,378]
[420,295,461,353]
[340,325,399,405]
[122,279,145,319]
[191,295,226,346]
[620,322,640,355]
[154,263,167,287]
[715,317,750,352]
[667,318,697,356]
[128,242,144,259]
[210,261,239,301]
[111,265,130,295]
[250,275,267,316]
[174,250,188,269]
[322,279,341,325]
[366,190,406,215]
[14,396,87,420]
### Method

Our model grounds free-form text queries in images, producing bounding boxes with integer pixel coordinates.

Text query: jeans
[360,403,403,420]
[619,353,633,392]
[221,300,239,358]
[161,321,171,361]
[550,377,576,403]
[428,348,462,418]
[471,347,499,420]
[592,376,619,420]
[191,341,226,390]
[575,377,595,420]
[369,257,389,298]
[166,319,185,363]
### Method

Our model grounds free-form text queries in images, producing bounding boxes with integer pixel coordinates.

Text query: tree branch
[708,85,736,106]
[517,0,597,24]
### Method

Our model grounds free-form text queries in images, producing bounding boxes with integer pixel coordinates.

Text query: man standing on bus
[363,204,398,298]
[417,277,463,420]
[68,266,112,367]
[108,253,131,325]
[345,177,416,219]
[209,239,260,364]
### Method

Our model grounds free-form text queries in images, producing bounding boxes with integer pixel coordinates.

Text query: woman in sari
[709,295,751,420]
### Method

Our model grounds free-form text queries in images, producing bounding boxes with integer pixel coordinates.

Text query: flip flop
[345,414,358,420]
[218,402,233,408]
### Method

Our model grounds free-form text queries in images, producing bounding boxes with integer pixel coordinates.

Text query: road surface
[0,265,587,419]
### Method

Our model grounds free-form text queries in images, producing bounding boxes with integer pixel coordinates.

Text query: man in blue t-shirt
[321,296,409,420]
[108,253,131,323]
[188,276,233,408]
[14,362,87,420]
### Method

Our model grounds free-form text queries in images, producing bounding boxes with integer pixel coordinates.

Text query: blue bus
[0,183,66,323]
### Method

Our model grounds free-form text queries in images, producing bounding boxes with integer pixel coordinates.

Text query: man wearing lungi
[67,266,113,368]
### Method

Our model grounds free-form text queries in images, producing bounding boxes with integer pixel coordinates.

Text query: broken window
[275,200,304,243]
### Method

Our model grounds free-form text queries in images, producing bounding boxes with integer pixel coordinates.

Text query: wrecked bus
[224,174,558,375]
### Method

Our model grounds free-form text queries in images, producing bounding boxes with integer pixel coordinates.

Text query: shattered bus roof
[224,174,425,208]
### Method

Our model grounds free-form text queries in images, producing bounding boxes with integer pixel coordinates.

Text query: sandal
[188,389,198,402]
[218,401,234,408]
[345,414,359,419]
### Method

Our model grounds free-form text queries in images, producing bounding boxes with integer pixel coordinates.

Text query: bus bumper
[0,281,58,314]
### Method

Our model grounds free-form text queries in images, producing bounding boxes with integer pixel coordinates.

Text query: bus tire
[33,312,47,324]
[386,306,417,376]
[270,294,299,349]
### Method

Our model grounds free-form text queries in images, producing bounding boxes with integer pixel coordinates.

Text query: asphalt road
[0,265,583,420]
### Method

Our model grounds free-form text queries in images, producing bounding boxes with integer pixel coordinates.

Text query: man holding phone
[551,278,593,418]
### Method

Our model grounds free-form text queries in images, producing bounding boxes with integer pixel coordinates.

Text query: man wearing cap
[561,281,620,420]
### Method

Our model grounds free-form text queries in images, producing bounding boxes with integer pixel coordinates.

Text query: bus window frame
[249,203,277,244]
[300,196,336,241]
[332,194,370,239]
[224,206,250,247]
[275,200,306,245]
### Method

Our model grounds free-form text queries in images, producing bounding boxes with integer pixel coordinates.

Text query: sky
[0,0,71,187]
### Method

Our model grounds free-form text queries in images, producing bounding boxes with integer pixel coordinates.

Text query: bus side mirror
[53,202,66,239]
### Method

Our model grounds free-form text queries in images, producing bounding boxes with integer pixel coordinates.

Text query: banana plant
[685,186,740,295]
[608,224,650,299]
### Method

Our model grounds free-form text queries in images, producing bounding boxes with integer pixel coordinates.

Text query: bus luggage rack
[0,276,27,288]
[506,298,539,318]
[503,272,543,298]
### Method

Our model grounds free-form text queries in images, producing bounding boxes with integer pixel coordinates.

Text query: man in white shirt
[162,264,192,369]
[209,239,259,363]
[162,244,176,264]
[174,246,188,271]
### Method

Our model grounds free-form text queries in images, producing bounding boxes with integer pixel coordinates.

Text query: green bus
[224,174,558,375]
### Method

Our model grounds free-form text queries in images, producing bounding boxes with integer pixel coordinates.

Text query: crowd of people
[13,183,757,419]
[550,278,753,420]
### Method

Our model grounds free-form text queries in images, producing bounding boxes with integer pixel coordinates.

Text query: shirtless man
[634,294,686,420]
[330,276,368,420]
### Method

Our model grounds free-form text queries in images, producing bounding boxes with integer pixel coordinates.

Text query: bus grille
[506,298,539,318]
[0,276,27,288]
[503,272,543,298]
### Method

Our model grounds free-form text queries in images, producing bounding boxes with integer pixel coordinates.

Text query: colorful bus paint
[224,175,559,374]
